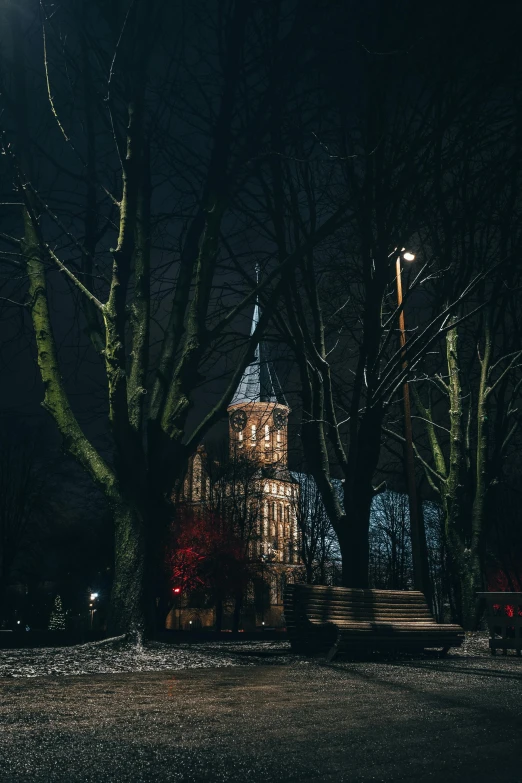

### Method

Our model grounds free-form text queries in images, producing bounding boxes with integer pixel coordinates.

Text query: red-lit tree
[165,508,252,631]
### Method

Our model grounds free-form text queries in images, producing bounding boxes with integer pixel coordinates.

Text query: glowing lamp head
[402,252,415,262]
[90,592,98,601]
[173,587,181,594]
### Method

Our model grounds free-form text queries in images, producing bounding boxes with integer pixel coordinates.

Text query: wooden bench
[283,584,464,661]
[477,592,522,656]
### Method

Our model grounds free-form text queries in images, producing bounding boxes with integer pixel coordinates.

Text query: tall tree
[0,0,347,636]
[411,157,522,628]
[260,0,509,588]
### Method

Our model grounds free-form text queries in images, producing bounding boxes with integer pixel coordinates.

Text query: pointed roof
[230,270,287,407]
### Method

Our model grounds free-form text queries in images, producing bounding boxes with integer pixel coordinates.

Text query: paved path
[1,657,522,782]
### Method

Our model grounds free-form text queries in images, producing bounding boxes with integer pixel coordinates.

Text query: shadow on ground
[1,650,522,782]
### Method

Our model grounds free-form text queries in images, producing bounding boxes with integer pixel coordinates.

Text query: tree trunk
[339,483,374,588]
[460,554,483,630]
[215,598,223,632]
[108,501,148,639]
[232,591,243,633]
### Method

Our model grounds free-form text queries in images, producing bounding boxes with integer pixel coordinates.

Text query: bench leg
[326,632,341,663]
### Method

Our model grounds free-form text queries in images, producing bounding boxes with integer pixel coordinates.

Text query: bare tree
[206,446,265,631]
[260,1,509,590]
[0,1,347,636]
[291,472,339,585]
[369,491,411,590]
[409,125,522,627]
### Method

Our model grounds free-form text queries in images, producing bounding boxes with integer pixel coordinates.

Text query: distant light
[189,621,192,625]
[90,593,98,601]
[17,621,21,625]
[173,587,181,594]
[262,621,265,626]
[403,252,415,262]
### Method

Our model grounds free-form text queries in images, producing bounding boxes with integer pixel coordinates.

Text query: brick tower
[226,296,300,625]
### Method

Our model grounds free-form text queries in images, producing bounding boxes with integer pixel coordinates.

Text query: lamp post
[395,251,431,604]
[260,549,275,627]
[89,592,98,630]
[172,587,182,630]
[260,554,268,626]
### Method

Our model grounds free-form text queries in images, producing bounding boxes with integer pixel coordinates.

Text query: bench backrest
[284,584,435,626]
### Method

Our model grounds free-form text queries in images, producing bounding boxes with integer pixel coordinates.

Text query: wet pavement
[1,651,522,782]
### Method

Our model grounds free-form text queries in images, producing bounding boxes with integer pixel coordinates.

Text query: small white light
[189,621,192,625]
[17,621,21,625]
[402,252,415,262]
[90,593,98,601]
[262,621,265,626]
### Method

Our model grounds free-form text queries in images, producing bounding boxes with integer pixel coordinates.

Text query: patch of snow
[0,633,495,679]
[0,638,297,679]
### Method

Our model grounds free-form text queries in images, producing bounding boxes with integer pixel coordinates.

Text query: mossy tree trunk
[413,317,507,630]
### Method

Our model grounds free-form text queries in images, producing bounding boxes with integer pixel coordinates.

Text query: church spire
[230,264,284,407]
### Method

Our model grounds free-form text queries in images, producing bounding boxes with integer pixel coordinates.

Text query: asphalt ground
[1,655,522,782]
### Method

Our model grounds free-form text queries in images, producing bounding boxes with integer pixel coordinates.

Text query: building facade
[168,301,301,630]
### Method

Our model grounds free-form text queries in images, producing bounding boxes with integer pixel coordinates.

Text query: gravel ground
[1,635,521,783]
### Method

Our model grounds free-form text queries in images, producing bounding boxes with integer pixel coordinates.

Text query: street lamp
[395,250,430,603]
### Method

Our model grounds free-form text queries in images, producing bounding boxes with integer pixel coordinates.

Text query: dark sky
[1,0,520,467]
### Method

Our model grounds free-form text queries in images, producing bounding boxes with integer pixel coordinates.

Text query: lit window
[265,425,270,441]
[277,430,281,443]
[251,425,256,441]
